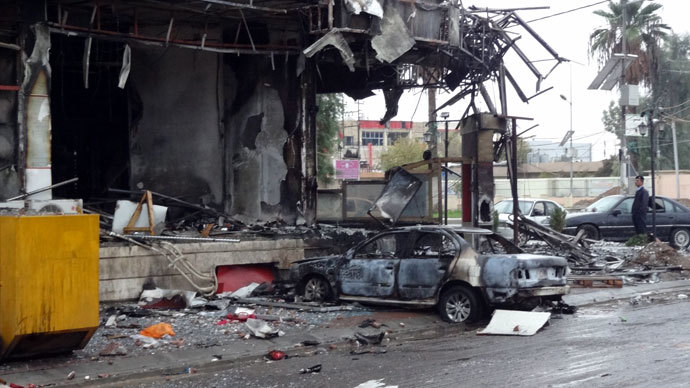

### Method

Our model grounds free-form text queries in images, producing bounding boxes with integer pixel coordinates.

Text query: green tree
[379,138,427,171]
[498,138,530,164]
[589,0,670,90]
[316,94,344,185]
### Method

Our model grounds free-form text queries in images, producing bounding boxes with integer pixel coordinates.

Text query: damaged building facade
[0,1,561,226]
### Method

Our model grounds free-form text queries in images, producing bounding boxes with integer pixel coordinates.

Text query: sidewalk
[4,279,690,387]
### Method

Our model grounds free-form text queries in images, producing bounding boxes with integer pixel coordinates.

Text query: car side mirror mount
[612,209,621,216]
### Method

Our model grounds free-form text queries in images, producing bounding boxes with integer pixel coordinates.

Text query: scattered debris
[478,310,551,336]
[355,331,386,346]
[350,348,388,355]
[632,242,690,268]
[245,318,284,339]
[99,342,128,357]
[139,288,206,309]
[267,350,286,360]
[105,315,118,327]
[139,323,175,339]
[299,364,322,374]
[234,297,354,312]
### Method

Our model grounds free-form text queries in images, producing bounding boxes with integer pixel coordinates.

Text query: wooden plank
[568,276,623,288]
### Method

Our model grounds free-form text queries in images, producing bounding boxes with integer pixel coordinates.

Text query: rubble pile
[514,216,690,285]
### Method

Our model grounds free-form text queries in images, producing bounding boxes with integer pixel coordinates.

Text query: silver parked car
[494,198,567,239]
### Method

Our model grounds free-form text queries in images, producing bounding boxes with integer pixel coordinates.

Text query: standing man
[632,175,650,236]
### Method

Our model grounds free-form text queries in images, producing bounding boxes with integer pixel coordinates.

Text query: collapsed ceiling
[39,0,562,121]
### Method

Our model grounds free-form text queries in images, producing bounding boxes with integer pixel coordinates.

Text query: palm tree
[589,0,670,89]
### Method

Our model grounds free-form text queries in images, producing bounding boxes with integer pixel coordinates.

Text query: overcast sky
[344,0,689,161]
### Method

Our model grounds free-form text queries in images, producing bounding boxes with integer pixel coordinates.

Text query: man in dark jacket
[632,175,650,235]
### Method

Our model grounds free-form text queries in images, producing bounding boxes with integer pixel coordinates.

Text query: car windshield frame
[494,200,534,215]
[585,196,622,213]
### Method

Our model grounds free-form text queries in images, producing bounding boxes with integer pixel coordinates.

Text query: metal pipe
[6,177,79,201]
[511,118,519,244]
[48,24,298,54]
[203,0,288,14]
[122,234,241,243]
[444,119,449,225]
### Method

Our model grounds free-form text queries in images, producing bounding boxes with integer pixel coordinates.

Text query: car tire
[437,285,482,323]
[302,276,332,302]
[670,228,690,250]
[577,224,600,240]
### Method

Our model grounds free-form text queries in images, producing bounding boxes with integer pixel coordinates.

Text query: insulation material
[111,199,168,234]
[371,3,415,63]
[344,0,383,18]
[478,310,551,336]
[303,31,355,72]
[118,44,131,89]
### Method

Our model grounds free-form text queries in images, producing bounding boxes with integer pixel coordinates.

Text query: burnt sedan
[563,195,690,249]
[281,226,569,323]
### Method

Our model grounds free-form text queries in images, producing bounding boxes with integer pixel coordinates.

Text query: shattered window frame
[353,232,406,259]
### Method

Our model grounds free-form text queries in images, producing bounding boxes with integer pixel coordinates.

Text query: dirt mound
[573,186,622,209]
[631,242,690,268]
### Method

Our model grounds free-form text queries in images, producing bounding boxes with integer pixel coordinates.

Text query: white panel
[25,168,52,200]
[478,309,551,336]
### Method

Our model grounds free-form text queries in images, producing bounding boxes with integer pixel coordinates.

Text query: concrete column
[18,23,52,199]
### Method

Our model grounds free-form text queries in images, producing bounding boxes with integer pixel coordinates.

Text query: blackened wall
[224,55,302,223]
[130,47,223,208]
[0,49,19,199]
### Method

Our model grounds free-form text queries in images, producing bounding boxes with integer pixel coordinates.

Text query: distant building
[341,120,428,170]
[526,139,592,163]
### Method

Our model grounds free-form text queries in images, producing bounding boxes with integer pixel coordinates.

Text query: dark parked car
[280,226,569,323]
[563,195,690,249]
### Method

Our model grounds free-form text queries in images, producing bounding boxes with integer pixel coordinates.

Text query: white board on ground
[477,309,551,336]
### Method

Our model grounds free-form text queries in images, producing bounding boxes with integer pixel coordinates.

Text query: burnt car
[280,226,569,323]
[563,195,690,249]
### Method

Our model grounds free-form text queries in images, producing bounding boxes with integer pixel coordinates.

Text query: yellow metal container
[0,214,100,360]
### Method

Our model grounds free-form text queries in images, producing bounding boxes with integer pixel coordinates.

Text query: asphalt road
[103,292,690,388]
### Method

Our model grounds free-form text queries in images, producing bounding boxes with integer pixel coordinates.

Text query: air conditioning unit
[26,199,83,214]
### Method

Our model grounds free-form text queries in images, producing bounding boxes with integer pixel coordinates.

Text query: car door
[529,201,548,224]
[339,232,402,297]
[397,231,458,300]
[603,197,635,240]
[651,198,673,238]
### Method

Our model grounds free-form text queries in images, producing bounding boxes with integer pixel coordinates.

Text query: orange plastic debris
[139,323,176,339]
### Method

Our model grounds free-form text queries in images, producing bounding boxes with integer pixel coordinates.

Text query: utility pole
[620,0,628,193]
[672,120,680,199]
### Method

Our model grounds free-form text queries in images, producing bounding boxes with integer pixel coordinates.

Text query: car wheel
[437,285,481,323]
[577,224,600,240]
[302,276,331,302]
[670,228,690,250]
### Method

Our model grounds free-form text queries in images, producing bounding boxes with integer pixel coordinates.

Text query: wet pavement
[113,290,690,388]
[4,279,690,387]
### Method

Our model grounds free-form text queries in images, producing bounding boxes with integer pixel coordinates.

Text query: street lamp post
[441,112,450,225]
[560,94,574,197]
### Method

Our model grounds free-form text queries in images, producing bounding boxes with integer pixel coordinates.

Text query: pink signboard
[335,160,360,180]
